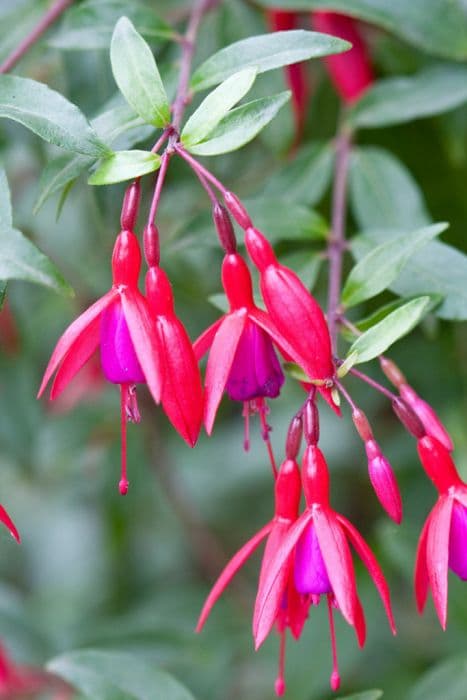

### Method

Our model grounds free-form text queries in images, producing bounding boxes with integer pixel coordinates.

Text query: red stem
[0,0,75,74]
[147,152,171,227]
[175,145,228,194]
[350,367,397,401]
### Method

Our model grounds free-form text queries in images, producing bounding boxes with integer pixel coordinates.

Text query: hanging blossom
[415,435,467,628]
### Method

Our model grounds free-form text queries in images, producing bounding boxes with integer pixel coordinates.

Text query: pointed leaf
[121,288,162,404]
[181,68,258,146]
[203,310,247,435]
[426,496,453,629]
[409,654,467,700]
[342,223,447,308]
[348,296,432,364]
[335,692,383,700]
[0,168,12,228]
[88,150,161,185]
[50,316,101,400]
[110,17,170,126]
[348,65,467,130]
[157,316,203,447]
[414,511,432,615]
[197,522,273,632]
[38,290,118,397]
[190,31,351,92]
[187,92,291,156]
[0,75,109,156]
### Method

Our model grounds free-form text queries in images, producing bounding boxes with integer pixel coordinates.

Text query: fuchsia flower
[254,445,396,690]
[400,384,453,452]
[244,227,339,413]
[194,252,301,437]
[311,12,374,103]
[0,642,71,699]
[197,457,310,695]
[415,435,467,628]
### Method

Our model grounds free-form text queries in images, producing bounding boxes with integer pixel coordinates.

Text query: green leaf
[186,92,290,155]
[0,168,12,228]
[342,223,448,307]
[336,692,383,700]
[243,197,327,241]
[349,147,430,230]
[348,64,467,130]
[262,141,335,206]
[348,296,432,363]
[181,67,258,146]
[34,154,93,215]
[190,30,350,92]
[353,230,467,321]
[0,75,109,157]
[88,150,161,185]
[48,649,196,700]
[50,0,174,51]
[110,16,170,127]
[409,655,467,700]
[254,0,467,61]
[0,282,6,310]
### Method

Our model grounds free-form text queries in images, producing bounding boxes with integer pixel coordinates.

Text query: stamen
[274,629,287,696]
[126,384,141,423]
[242,401,250,451]
[327,594,341,692]
[259,400,278,479]
[119,384,129,495]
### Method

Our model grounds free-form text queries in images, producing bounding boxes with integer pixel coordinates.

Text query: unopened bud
[286,415,303,459]
[392,397,426,439]
[303,400,319,446]
[120,180,141,231]
[379,357,406,388]
[224,190,252,229]
[400,384,453,452]
[352,408,373,442]
[143,223,160,268]
[212,202,236,253]
[366,440,402,524]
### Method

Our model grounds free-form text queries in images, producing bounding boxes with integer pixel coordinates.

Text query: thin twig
[147,152,171,227]
[0,0,75,74]
[327,127,352,353]
[350,367,397,401]
[175,145,228,193]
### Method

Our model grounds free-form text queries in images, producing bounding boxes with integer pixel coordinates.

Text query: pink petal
[196,522,273,632]
[193,319,223,360]
[38,289,117,397]
[313,506,358,629]
[353,595,366,647]
[414,511,432,615]
[157,315,204,447]
[50,316,101,400]
[121,288,163,404]
[0,504,20,542]
[204,310,247,434]
[337,514,396,634]
[253,512,313,649]
[426,495,454,629]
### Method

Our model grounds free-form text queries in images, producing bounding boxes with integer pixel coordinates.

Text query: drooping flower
[244,227,339,413]
[197,457,308,696]
[254,444,396,690]
[38,230,162,493]
[415,435,467,628]
[0,642,72,698]
[194,252,301,445]
[311,11,374,103]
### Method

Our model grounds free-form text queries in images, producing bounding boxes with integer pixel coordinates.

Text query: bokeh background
[1,0,467,698]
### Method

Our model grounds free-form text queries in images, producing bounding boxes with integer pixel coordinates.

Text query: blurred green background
[1,0,467,698]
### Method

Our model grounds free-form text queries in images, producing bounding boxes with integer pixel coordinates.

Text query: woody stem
[0,0,75,74]
[327,126,352,354]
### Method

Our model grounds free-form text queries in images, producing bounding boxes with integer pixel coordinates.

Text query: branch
[0,0,75,75]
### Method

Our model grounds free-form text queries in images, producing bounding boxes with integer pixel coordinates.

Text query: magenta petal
[225,321,284,401]
[449,502,467,580]
[294,522,332,595]
[100,301,145,384]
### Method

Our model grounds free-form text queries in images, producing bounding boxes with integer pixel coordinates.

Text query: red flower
[194,253,300,438]
[415,435,467,628]
[0,642,71,698]
[244,227,339,413]
[196,457,308,696]
[311,12,374,103]
[0,504,19,543]
[145,266,203,446]
[254,445,396,690]
[38,230,162,493]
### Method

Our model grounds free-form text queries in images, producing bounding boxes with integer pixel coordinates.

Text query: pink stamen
[126,384,141,423]
[327,594,341,692]
[274,629,287,696]
[242,401,250,451]
[119,384,129,495]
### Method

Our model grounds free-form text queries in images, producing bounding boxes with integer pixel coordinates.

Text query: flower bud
[352,408,373,442]
[143,223,160,268]
[392,397,425,439]
[285,415,303,460]
[365,440,402,524]
[120,180,141,231]
[303,399,319,446]
[224,191,252,229]
[400,384,453,452]
[212,202,236,253]
[379,357,406,388]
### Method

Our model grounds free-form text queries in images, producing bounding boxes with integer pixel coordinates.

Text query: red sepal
[414,511,432,614]
[426,495,453,629]
[0,504,20,543]
[193,319,223,360]
[50,315,101,400]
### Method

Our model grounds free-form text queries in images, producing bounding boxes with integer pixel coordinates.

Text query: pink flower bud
[392,397,425,439]
[400,384,453,452]
[120,180,141,231]
[224,191,252,229]
[285,415,302,460]
[365,440,402,524]
[352,408,373,442]
[212,202,236,253]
